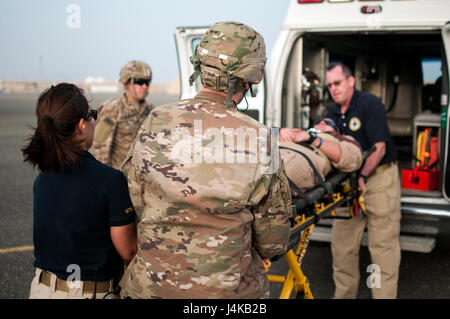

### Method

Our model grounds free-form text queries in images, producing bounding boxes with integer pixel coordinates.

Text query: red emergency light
[361,5,382,13]
[297,0,324,3]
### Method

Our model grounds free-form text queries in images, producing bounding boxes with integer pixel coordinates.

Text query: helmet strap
[189,55,202,86]
[126,79,144,104]
[225,77,237,108]
[189,69,201,87]
[130,78,138,98]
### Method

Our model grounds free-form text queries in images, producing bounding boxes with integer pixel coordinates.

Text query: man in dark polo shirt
[325,63,401,299]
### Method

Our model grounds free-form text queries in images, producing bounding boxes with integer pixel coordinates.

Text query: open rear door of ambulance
[442,22,450,202]
[174,26,267,124]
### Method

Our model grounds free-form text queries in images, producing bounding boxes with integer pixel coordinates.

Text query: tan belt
[374,161,397,176]
[39,270,111,294]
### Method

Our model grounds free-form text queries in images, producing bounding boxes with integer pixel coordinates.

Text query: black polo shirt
[33,151,136,282]
[325,89,397,165]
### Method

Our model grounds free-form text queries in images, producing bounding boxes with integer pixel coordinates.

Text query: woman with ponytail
[23,83,137,299]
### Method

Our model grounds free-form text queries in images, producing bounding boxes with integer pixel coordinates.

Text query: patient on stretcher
[279,119,363,195]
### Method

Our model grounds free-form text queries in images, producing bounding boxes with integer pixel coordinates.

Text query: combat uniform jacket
[119,91,292,299]
[280,133,362,192]
[91,94,153,169]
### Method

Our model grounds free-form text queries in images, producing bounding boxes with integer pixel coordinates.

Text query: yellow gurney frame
[264,152,370,299]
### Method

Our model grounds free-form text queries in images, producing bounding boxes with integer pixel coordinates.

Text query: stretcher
[264,146,375,299]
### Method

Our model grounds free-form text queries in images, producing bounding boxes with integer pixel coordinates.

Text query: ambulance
[174,0,450,252]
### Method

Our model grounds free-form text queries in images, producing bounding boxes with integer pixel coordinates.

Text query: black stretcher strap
[279,146,332,196]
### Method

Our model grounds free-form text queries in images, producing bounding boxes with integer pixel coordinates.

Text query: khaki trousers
[29,268,118,299]
[331,163,401,299]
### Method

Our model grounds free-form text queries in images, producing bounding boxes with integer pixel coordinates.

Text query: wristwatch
[307,128,318,144]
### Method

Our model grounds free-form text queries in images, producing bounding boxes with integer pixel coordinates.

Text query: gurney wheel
[296,291,306,299]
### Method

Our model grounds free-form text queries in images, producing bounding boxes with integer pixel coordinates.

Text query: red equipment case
[401,168,439,191]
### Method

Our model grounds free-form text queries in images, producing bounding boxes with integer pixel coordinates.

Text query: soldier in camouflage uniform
[91,60,154,169]
[119,22,292,299]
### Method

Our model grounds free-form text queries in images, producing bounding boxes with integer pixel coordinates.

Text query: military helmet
[119,60,152,84]
[189,21,266,105]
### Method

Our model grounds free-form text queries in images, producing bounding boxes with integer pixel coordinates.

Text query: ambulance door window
[421,57,442,114]
[281,36,303,129]
[191,38,203,93]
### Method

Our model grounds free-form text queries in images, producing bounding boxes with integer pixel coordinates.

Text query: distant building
[1,81,39,93]
[90,84,119,93]
[84,76,119,93]
[0,78,179,95]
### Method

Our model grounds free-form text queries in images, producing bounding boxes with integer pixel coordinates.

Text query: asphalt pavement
[1,92,449,299]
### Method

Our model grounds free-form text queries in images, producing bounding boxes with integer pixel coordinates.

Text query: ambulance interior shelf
[401,113,440,192]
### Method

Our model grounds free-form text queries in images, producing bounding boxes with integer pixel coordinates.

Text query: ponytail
[22,83,88,174]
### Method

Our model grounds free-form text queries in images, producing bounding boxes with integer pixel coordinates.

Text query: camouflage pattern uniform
[92,95,153,169]
[119,22,292,299]
[280,133,363,191]
[92,60,153,169]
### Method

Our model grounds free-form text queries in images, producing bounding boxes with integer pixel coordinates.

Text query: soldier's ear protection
[77,119,86,133]
[81,109,97,130]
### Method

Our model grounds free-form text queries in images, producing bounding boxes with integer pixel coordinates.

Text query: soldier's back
[120,91,283,299]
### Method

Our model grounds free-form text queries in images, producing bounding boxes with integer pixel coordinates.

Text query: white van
[174,0,450,252]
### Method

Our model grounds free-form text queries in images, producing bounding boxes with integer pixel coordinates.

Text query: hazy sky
[0,0,290,83]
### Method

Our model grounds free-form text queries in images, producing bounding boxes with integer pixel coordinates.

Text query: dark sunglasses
[323,119,337,129]
[133,78,150,86]
[86,109,97,121]
[315,119,337,128]
[326,80,344,89]
[326,76,349,89]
